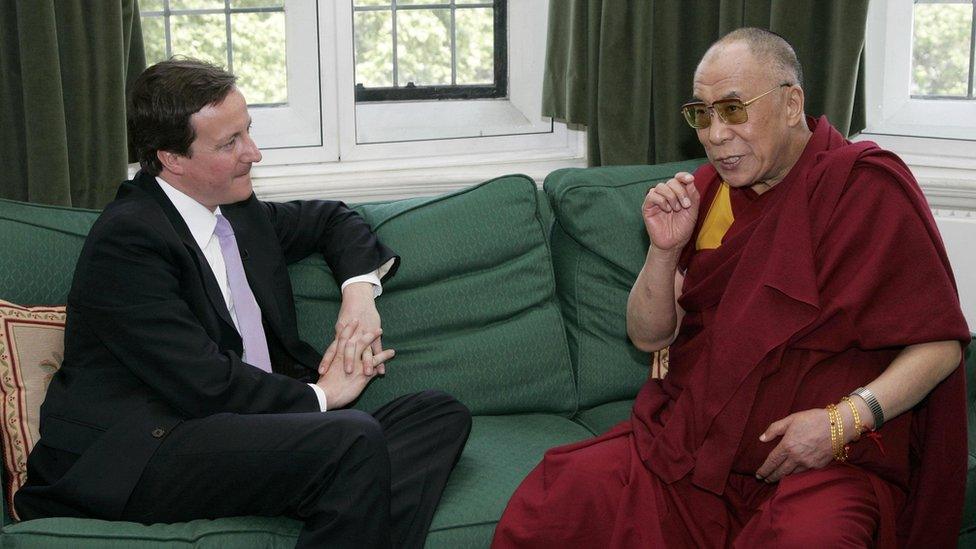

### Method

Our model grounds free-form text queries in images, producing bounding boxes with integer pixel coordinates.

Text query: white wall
[935,214,976,331]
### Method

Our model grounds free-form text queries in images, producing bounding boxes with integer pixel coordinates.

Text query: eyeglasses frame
[681,83,793,129]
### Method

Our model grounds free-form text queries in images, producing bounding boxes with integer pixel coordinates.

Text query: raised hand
[642,172,701,252]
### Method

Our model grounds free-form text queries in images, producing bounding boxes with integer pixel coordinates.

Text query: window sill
[249,131,586,203]
[354,98,551,144]
[854,132,976,211]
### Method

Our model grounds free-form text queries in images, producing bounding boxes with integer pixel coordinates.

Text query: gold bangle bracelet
[841,396,862,442]
[834,406,847,461]
[826,404,848,462]
[826,404,839,459]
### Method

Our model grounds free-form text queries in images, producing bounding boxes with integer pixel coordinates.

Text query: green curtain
[543,0,869,166]
[0,0,145,208]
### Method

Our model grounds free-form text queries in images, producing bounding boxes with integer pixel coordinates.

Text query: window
[353,0,507,102]
[863,0,976,140]
[136,1,584,197]
[861,0,976,212]
[140,0,288,106]
[139,0,323,152]
[911,0,976,99]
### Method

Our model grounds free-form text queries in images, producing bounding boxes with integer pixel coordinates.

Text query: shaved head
[701,27,803,89]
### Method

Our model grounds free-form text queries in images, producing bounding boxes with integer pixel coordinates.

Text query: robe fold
[492,117,970,548]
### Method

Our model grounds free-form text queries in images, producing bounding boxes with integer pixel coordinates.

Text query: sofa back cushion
[0,200,97,306]
[290,175,576,415]
[963,337,976,535]
[544,161,705,409]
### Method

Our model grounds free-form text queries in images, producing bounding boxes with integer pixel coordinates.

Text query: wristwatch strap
[850,386,885,430]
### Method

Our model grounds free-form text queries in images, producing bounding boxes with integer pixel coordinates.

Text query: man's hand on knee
[755,409,834,483]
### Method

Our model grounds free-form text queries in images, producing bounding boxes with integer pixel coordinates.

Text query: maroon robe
[492,117,970,548]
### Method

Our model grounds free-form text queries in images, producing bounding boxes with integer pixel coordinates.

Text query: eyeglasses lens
[714,100,748,125]
[681,99,751,129]
[682,104,710,129]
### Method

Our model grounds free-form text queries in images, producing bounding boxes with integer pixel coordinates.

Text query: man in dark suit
[15,58,471,549]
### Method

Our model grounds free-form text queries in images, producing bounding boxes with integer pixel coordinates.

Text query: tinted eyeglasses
[681,83,792,129]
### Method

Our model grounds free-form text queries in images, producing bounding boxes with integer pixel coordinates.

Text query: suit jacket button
[151,428,166,438]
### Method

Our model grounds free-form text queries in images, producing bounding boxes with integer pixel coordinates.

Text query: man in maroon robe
[492,28,969,548]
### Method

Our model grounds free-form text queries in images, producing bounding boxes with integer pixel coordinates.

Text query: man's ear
[157,150,184,175]
[786,86,806,126]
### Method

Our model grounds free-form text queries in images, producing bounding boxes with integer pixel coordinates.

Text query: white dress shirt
[156,177,385,412]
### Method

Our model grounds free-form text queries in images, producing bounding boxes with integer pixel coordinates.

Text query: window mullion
[450,1,457,86]
[392,3,399,87]
[163,0,172,57]
[225,0,234,76]
[969,0,976,98]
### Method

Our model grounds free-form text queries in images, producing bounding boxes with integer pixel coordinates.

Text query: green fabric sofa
[0,161,973,547]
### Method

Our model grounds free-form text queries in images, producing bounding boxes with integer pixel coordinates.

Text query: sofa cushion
[0,200,97,306]
[289,176,577,416]
[426,414,593,547]
[573,399,634,437]
[0,301,66,520]
[1,414,594,548]
[962,339,976,539]
[2,515,301,548]
[544,161,704,409]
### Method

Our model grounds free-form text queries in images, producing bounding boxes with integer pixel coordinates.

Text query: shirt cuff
[340,258,395,298]
[308,383,328,412]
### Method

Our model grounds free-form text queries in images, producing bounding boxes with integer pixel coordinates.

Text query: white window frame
[859,0,976,210]
[863,0,976,139]
[140,1,324,154]
[248,1,326,154]
[247,0,585,202]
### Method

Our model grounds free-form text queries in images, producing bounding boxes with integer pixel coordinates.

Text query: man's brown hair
[128,58,237,176]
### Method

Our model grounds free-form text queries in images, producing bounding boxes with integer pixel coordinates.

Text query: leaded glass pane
[141,16,168,65]
[355,10,394,87]
[170,13,228,67]
[140,0,165,12]
[232,11,287,104]
[455,7,493,84]
[397,9,452,86]
[396,1,445,5]
[170,0,225,10]
[912,1,973,96]
[231,0,284,7]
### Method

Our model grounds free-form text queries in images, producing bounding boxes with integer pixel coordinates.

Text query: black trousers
[120,390,471,549]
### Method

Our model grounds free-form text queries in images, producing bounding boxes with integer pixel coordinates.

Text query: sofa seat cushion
[289,176,576,416]
[1,515,301,548]
[573,399,634,436]
[426,414,593,547]
[543,162,703,409]
[2,414,593,548]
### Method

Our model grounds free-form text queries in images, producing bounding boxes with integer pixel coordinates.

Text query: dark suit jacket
[15,170,399,520]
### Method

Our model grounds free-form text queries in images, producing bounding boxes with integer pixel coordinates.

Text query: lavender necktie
[214,214,273,373]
